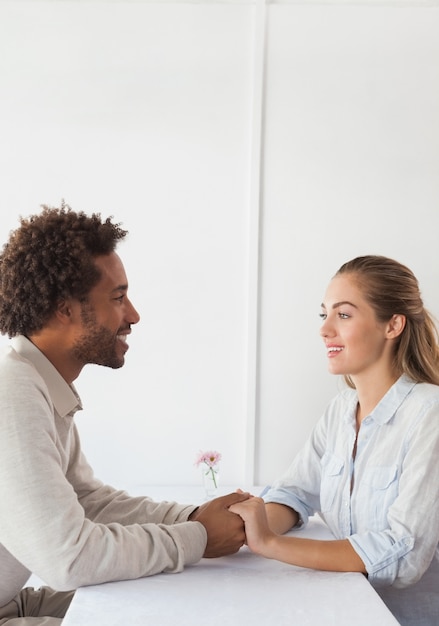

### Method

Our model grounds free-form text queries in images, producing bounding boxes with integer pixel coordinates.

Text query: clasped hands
[189,490,270,558]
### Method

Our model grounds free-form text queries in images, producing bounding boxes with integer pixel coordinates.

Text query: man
[0,203,248,625]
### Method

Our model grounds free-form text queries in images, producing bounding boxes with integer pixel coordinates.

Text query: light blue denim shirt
[263,375,439,590]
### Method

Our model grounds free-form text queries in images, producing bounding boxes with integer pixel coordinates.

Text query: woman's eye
[319,313,327,320]
[338,312,349,319]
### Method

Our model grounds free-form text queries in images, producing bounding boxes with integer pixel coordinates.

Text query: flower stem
[204,465,218,489]
[210,467,217,488]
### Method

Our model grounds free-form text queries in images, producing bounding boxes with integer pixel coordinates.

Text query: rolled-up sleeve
[263,487,314,527]
[262,412,330,527]
[348,531,414,587]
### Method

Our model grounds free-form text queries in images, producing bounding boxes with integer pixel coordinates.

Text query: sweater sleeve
[0,358,207,591]
[67,424,198,525]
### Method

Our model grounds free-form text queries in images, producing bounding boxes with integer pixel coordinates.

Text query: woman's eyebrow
[321,300,358,310]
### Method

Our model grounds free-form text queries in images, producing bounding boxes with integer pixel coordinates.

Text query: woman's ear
[386,314,406,339]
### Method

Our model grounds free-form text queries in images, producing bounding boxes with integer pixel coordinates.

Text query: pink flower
[195,450,221,492]
[195,450,222,468]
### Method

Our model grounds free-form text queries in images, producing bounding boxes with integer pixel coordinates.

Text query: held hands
[229,496,276,557]
[189,491,250,558]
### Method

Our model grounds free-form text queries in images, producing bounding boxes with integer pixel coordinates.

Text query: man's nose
[127,300,140,324]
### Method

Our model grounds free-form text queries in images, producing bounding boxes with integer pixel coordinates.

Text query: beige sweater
[0,336,207,608]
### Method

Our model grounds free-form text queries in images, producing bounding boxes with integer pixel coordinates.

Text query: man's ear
[55,299,74,325]
[386,314,406,339]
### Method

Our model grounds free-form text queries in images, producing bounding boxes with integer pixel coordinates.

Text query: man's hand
[189,491,250,558]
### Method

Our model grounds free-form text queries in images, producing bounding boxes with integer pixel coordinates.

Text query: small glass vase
[202,465,220,499]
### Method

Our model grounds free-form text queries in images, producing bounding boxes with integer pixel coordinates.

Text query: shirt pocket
[360,465,399,528]
[320,452,344,513]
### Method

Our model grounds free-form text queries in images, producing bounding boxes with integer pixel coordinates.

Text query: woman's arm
[230,497,366,574]
[265,502,299,533]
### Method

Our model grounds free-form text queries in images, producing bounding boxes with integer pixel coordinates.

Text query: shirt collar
[11,335,82,418]
[371,374,417,425]
[343,374,417,427]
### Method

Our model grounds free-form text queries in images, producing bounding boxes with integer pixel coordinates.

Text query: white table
[62,485,400,626]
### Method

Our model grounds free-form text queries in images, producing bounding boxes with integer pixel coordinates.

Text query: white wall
[0,0,255,489]
[1,0,438,490]
[257,2,439,483]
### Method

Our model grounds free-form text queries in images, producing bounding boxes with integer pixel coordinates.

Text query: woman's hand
[229,496,277,556]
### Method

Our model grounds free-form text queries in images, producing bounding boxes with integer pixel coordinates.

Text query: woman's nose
[320,318,333,338]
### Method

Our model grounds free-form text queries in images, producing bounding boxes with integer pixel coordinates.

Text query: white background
[1,0,438,492]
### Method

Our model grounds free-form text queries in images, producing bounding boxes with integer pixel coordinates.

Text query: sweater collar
[11,335,82,418]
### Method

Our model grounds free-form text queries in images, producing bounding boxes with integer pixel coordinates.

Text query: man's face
[71,252,140,369]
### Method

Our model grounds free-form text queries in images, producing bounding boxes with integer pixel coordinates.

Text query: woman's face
[319,273,392,380]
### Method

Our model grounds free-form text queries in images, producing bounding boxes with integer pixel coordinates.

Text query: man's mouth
[117,333,129,346]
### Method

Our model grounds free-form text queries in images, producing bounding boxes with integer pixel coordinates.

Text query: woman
[230,255,439,626]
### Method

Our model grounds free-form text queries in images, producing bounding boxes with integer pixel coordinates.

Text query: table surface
[61,484,400,626]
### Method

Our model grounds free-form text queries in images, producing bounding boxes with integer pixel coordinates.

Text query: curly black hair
[0,202,128,337]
